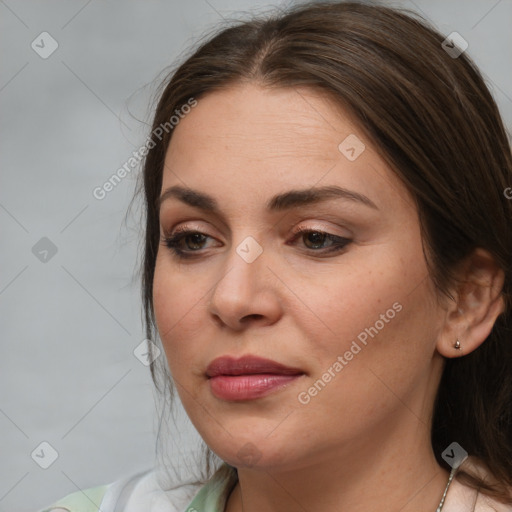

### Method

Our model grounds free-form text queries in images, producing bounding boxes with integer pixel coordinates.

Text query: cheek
[302,241,436,386]
[152,256,208,371]
[293,289,436,441]
[307,250,412,346]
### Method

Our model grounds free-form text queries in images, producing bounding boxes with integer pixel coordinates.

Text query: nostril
[241,314,264,323]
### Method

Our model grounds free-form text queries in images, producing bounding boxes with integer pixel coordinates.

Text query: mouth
[206,354,304,377]
[206,355,305,401]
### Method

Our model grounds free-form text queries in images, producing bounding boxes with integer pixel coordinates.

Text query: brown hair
[133,0,512,503]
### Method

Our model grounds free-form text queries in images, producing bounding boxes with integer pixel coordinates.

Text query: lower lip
[209,373,303,401]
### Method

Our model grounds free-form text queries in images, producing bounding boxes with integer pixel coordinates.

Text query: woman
[38,1,512,511]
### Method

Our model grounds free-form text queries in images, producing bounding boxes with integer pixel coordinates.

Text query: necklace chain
[436,466,457,512]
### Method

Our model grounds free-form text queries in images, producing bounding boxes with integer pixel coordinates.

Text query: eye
[160,225,352,259]
[288,226,352,254]
[161,226,215,258]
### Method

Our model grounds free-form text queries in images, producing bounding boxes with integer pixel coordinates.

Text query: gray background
[1,1,511,511]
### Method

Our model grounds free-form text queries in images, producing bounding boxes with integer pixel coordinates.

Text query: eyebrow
[157,184,379,213]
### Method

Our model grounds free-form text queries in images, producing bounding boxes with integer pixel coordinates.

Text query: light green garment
[37,463,238,512]
[38,484,109,512]
[184,463,238,512]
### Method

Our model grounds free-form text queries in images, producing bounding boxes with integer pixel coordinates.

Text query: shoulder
[474,493,512,512]
[120,462,237,512]
[36,465,224,512]
[37,468,205,512]
[36,468,155,512]
[37,483,110,512]
[444,457,512,512]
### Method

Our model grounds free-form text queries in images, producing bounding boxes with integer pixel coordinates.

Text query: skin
[152,83,505,512]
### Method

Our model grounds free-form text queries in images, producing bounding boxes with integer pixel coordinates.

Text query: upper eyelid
[158,199,370,228]
[160,212,356,232]
[163,223,349,239]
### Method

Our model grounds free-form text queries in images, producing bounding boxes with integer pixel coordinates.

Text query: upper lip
[206,355,304,377]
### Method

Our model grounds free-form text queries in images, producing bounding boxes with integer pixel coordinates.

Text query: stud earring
[454,339,461,350]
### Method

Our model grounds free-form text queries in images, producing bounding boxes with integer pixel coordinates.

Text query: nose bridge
[214,232,267,297]
[220,210,269,273]
[208,231,280,326]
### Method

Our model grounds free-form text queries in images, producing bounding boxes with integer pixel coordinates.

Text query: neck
[225,413,450,512]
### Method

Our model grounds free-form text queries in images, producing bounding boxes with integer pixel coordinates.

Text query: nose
[208,242,283,330]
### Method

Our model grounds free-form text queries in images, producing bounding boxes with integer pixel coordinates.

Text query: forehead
[161,83,413,216]
[167,84,354,162]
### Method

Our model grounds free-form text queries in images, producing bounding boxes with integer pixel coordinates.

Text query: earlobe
[436,248,506,359]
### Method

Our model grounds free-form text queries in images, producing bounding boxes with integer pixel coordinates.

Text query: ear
[436,248,506,358]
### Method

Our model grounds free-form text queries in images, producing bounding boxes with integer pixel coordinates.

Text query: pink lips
[206,355,305,401]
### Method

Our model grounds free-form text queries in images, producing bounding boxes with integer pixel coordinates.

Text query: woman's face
[153,83,446,470]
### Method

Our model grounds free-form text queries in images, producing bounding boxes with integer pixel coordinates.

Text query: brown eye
[302,231,328,249]
[161,229,216,259]
[181,232,208,250]
[290,227,352,255]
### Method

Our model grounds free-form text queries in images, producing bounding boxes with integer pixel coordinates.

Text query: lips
[206,355,304,378]
[206,355,305,401]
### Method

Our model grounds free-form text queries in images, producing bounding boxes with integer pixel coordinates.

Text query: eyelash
[160,225,352,259]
